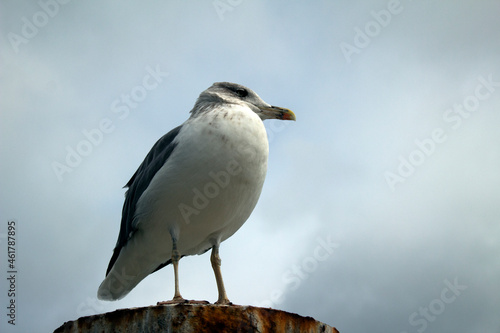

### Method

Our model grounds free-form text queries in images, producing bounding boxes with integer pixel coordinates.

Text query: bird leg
[157,240,187,305]
[171,241,186,302]
[211,244,231,305]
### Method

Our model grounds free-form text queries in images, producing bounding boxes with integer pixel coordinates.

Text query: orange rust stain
[54,303,339,333]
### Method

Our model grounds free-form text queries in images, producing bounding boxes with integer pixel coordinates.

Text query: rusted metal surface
[54,303,339,333]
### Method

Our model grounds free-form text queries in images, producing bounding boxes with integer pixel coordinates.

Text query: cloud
[1,1,499,332]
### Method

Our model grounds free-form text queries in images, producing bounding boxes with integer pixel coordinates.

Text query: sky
[1,0,499,332]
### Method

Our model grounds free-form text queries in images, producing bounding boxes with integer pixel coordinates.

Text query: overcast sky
[1,1,500,332]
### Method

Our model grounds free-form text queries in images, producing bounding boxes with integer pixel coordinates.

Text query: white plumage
[98,82,295,303]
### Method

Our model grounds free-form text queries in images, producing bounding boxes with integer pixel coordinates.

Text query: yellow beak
[259,106,296,121]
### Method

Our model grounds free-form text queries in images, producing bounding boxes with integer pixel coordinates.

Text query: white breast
[134,104,269,257]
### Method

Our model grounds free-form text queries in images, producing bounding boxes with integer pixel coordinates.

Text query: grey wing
[104,125,183,276]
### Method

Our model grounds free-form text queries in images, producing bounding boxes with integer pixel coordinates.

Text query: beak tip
[261,105,296,121]
[284,110,296,121]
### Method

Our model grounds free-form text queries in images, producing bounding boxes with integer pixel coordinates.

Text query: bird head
[192,82,296,121]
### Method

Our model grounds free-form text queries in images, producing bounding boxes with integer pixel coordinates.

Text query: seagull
[97,82,295,304]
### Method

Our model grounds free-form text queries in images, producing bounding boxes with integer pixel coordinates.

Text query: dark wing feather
[105,125,183,276]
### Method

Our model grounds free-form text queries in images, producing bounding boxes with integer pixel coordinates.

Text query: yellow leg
[171,241,185,302]
[157,240,186,305]
[211,244,231,305]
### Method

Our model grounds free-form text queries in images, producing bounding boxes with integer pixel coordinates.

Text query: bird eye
[234,88,248,98]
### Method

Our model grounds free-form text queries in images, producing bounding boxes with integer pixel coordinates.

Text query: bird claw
[214,299,232,306]
[157,299,211,306]
[157,297,188,305]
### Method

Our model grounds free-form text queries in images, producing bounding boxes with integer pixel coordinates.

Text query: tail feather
[97,234,169,301]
